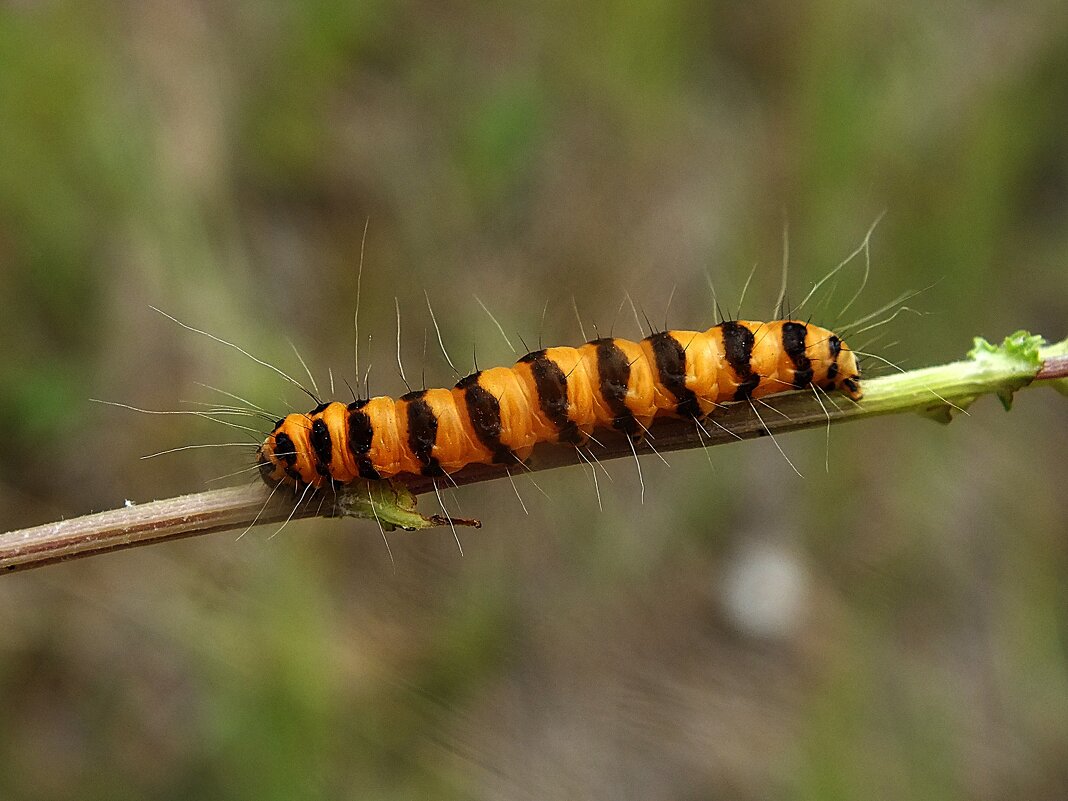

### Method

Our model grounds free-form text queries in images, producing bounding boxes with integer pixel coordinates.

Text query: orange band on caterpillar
[257,319,861,489]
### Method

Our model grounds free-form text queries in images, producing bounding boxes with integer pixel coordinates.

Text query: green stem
[396,331,1066,497]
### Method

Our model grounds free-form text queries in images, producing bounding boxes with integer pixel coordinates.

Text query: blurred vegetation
[1,1,1067,799]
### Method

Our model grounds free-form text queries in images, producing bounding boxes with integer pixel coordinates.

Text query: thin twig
[2,333,1064,574]
[1037,353,1068,380]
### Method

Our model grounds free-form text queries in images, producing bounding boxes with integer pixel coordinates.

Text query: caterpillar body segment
[258,319,861,489]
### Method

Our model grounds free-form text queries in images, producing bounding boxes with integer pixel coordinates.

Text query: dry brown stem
[3,335,1064,574]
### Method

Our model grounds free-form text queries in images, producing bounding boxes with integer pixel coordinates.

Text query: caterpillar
[257,318,861,490]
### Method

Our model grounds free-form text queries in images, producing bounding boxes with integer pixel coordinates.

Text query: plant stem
[1,332,1064,575]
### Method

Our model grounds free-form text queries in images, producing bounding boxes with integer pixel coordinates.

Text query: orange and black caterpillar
[257,319,861,489]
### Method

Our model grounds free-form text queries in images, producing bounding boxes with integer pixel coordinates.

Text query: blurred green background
[2,1,1067,799]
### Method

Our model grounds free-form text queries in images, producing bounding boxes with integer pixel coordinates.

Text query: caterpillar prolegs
[257,319,862,490]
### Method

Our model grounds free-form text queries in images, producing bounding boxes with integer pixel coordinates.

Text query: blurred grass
[1,1,1067,799]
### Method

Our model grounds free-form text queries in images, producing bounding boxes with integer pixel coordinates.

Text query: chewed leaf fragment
[335,479,481,532]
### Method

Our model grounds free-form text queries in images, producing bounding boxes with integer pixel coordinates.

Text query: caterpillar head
[257,417,303,488]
